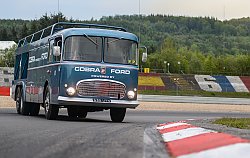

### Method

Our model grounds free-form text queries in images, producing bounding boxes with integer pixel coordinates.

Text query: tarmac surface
[138,94,250,105]
[0,108,250,158]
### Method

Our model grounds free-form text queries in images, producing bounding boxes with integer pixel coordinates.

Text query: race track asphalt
[0,108,249,158]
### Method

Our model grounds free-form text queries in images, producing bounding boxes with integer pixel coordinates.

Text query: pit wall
[1,69,250,96]
[0,67,13,96]
[138,73,250,92]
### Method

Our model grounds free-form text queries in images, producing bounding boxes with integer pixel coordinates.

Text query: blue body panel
[59,62,138,99]
[12,25,139,109]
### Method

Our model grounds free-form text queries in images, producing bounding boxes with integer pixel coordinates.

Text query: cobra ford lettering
[12,22,147,122]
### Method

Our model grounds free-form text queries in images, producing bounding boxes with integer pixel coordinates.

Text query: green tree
[0,28,8,40]
[20,23,28,39]
[0,45,16,67]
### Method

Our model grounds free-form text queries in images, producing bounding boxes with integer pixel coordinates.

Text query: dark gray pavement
[0,108,250,158]
[138,94,250,105]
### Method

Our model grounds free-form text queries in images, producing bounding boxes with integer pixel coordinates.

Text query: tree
[0,45,16,67]
[10,26,18,42]
[29,20,38,35]
[0,28,8,40]
[20,23,28,39]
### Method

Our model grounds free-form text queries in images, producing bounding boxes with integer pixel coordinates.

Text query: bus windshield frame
[104,37,138,65]
[63,35,102,62]
[63,35,138,65]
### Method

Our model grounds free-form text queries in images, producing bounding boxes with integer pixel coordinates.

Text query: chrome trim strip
[28,63,61,71]
[58,96,139,105]
[28,62,139,71]
[62,62,139,70]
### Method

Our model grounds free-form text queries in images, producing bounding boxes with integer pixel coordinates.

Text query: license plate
[93,98,111,103]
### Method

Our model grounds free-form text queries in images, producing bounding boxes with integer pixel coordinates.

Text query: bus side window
[20,52,29,79]
[14,54,21,80]
[49,40,54,63]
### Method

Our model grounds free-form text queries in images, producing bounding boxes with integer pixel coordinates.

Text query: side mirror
[142,52,147,62]
[53,46,61,57]
[140,45,148,63]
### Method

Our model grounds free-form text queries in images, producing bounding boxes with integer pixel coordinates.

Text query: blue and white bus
[12,22,147,122]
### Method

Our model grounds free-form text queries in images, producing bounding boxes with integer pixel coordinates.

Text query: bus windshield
[64,36,102,62]
[64,36,138,65]
[104,38,137,65]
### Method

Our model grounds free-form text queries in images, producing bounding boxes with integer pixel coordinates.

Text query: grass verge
[139,90,250,98]
[213,118,250,129]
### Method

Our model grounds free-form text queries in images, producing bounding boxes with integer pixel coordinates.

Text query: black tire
[16,87,30,115]
[78,107,88,118]
[16,87,21,114]
[67,107,88,118]
[110,108,126,122]
[30,103,40,116]
[44,87,59,120]
[67,107,78,118]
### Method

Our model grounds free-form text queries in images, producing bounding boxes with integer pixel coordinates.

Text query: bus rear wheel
[30,103,40,116]
[110,108,126,122]
[44,87,59,120]
[16,87,30,115]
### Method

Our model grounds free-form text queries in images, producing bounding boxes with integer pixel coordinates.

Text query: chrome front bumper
[58,96,139,108]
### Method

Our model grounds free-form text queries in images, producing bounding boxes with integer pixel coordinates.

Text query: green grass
[213,118,250,129]
[138,90,250,98]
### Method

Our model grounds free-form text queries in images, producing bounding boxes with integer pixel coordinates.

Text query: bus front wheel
[44,87,59,120]
[78,107,88,118]
[67,107,78,118]
[110,108,126,122]
[67,107,88,118]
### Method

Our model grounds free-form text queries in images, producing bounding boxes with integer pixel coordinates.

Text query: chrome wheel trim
[16,93,21,110]
[45,92,50,114]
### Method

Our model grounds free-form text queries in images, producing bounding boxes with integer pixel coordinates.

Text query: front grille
[77,80,126,99]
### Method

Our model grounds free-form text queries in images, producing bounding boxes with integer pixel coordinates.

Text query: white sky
[0,0,249,20]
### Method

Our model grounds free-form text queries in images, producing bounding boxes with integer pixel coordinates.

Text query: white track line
[156,122,190,130]
[178,143,250,158]
[162,127,216,142]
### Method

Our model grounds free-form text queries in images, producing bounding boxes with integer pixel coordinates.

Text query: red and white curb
[157,121,250,158]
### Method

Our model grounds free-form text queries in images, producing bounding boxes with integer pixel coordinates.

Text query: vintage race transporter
[12,22,147,122]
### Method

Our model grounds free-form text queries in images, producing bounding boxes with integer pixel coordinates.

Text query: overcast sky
[1,0,250,20]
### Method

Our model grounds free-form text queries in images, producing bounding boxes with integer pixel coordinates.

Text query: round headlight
[66,87,76,96]
[127,91,135,99]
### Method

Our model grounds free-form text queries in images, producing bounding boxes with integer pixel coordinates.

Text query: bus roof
[53,28,138,42]
[17,22,134,47]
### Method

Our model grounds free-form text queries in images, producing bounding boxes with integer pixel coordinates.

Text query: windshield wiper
[83,33,99,46]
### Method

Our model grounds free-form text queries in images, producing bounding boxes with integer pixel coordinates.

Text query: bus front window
[64,36,102,62]
[104,38,138,65]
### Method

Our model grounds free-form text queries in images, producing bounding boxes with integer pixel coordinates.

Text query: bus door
[46,37,62,104]
[17,52,31,102]
[27,48,40,103]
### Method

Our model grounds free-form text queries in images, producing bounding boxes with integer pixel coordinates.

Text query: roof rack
[17,22,127,47]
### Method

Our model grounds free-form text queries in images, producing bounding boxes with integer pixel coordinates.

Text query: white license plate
[93,98,111,103]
